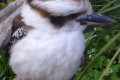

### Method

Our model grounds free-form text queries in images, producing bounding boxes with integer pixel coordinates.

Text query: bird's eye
[67,13,80,20]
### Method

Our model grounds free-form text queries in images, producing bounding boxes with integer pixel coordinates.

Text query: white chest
[10,30,85,80]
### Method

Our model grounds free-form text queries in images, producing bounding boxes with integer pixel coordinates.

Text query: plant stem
[98,47,120,80]
[96,23,120,42]
[100,4,120,14]
[98,0,116,13]
[78,32,120,80]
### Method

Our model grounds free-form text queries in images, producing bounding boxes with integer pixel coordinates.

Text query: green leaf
[7,0,14,4]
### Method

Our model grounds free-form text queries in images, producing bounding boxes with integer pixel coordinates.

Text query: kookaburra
[6,0,114,80]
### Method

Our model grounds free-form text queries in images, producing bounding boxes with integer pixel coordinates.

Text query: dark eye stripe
[27,0,32,3]
[50,13,80,27]
[50,10,87,27]
[27,1,87,28]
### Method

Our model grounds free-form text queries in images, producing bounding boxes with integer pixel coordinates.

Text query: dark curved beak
[77,12,114,25]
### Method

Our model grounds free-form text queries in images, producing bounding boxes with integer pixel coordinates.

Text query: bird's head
[27,0,92,16]
[25,0,114,27]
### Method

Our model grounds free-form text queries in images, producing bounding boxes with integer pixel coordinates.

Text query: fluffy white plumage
[31,0,92,16]
[9,0,92,80]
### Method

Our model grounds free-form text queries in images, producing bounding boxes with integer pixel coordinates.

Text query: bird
[5,0,114,80]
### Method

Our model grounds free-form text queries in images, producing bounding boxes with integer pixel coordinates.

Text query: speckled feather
[6,14,33,58]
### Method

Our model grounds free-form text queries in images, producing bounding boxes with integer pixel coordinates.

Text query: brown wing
[5,14,32,59]
[70,50,88,80]
[80,50,88,69]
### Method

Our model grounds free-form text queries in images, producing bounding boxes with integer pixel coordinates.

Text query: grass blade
[98,0,116,13]
[78,32,120,80]
[96,24,120,42]
[98,47,120,80]
[100,4,120,14]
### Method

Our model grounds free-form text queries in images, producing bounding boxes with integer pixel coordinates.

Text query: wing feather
[6,14,32,58]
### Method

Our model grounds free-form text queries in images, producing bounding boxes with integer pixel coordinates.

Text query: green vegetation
[0,0,14,7]
[0,0,120,80]
[75,0,120,80]
[0,50,15,80]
